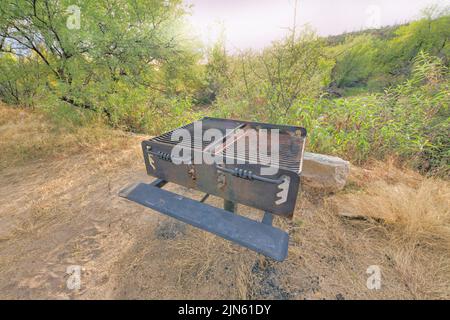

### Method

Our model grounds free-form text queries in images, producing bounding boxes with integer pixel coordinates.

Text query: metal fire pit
[120,117,307,261]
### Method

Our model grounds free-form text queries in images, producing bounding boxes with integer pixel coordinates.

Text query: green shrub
[286,52,449,175]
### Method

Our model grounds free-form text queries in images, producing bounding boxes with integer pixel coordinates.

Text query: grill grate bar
[148,117,305,172]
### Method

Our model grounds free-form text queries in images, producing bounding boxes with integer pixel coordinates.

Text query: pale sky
[184,0,448,52]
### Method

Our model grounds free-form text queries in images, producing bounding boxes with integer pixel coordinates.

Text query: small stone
[336,293,345,300]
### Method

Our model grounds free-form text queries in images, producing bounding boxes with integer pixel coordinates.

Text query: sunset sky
[184,0,447,52]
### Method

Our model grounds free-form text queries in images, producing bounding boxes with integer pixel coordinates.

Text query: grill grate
[151,117,306,173]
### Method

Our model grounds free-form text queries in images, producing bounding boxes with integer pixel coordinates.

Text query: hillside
[325,24,399,46]
[1,104,449,299]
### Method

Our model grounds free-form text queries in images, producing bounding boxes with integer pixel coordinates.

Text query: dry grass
[0,103,133,171]
[331,163,450,299]
[336,179,450,244]
[167,200,259,299]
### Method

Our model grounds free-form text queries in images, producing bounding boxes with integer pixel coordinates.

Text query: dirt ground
[0,137,448,299]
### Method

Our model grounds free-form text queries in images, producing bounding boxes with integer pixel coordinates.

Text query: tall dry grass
[337,179,450,245]
[0,103,133,171]
[333,163,450,298]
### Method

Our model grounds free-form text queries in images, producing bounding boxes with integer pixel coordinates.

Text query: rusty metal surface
[141,117,306,219]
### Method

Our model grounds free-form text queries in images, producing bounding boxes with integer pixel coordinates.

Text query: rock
[301,152,350,192]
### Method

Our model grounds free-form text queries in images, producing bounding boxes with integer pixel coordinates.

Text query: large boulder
[301,152,350,192]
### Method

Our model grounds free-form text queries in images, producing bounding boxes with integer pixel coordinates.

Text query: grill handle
[216,165,284,185]
[147,149,192,164]
[146,148,284,185]
[147,149,172,162]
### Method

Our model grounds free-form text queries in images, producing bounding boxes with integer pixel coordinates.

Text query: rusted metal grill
[120,117,307,261]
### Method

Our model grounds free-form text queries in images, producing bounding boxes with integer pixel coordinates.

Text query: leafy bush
[0,0,202,133]
[211,29,334,122]
[0,54,48,107]
[329,34,379,88]
[287,52,449,175]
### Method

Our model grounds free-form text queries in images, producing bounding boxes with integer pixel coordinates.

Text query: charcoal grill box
[120,117,307,261]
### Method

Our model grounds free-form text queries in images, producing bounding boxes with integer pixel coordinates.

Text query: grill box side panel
[142,139,300,218]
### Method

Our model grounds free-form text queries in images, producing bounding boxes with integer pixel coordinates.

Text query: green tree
[0,0,198,129]
[212,29,334,121]
[197,32,230,104]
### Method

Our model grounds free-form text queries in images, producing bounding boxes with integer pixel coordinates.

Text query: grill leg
[224,200,236,213]
[151,179,167,188]
[200,193,210,203]
[262,211,273,226]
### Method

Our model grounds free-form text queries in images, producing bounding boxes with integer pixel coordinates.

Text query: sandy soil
[0,141,443,299]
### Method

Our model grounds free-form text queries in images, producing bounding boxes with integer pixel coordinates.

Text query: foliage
[289,52,449,175]
[0,53,48,107]
[329,34,379,89]
[210,29,334,122]
[0,2,448,175]
[326,8,449,94]
[197,34,230,105]
[382,6,450,75]
[0,0,201,131]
